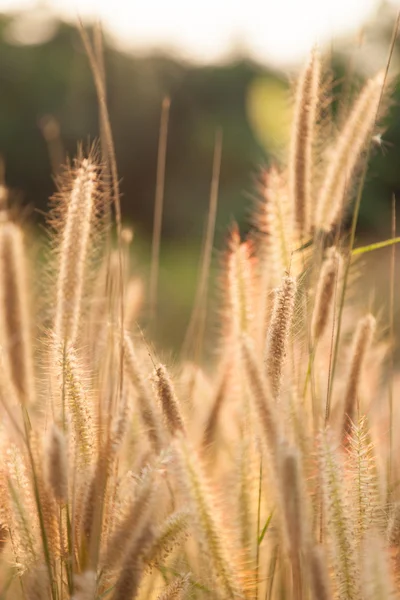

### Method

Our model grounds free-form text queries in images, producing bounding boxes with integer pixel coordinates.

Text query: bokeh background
[1,0,400,350]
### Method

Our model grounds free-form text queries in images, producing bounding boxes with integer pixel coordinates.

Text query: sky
[0,0,399,66]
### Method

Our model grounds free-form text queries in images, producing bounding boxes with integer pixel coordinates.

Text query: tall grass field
[0,19,400,600]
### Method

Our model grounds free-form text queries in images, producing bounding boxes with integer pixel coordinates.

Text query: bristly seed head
[54,158,97,345]
[154,364,186,437]
[265,275,297,399]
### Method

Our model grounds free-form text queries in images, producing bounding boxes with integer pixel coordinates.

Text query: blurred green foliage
[1,7,400,241]
[1,6,400,350]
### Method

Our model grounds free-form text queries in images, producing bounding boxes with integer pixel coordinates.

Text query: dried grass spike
[113,524,154,600]
[156,575,190,600]
[315,71,384,231]
[46,424,68,504]
[222,226,258,343]
[254,167,292,284]
[290,47,320,235]
[123,333,164,453]
[319,431,360,600]
[54,157,97,344]
[241,335,279,453]
[342,314,375,441]
[0,220,35,404]
[265,275,296,398]
[146,510,190,566]
[155,364,186,437]
[311,248,341,344]
[308,545,333,600]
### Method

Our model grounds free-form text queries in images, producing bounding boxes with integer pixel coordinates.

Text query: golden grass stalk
[154,364,186,437]
[101,462,158,571]
[280,445,305,555]
[54,158,97,345]
[123,333,164,453]
[173,434,245,599]
[242,335,279,454]
[0,220,35,404]
[342,314,375,441]
[265,275,297,399]
[308,545,333,600]
[315,71,384,231]
[113,523,154,600]
[280,445,306,600]
[311,248,341,344]
[201,360,230,449]
[289,48,320,236]
[46,424,68,505]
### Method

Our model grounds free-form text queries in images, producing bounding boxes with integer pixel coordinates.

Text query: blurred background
[1,0,400,350]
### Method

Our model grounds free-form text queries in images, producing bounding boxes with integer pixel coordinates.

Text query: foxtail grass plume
[289,48,320,236]
[265,275,297,398]
[311,248,341,344]
[342,314,375,441]
[315,71,384,231]
[145,510,189,566]
[54,158,97,344]
[319,431,360,600]
[223,226,257,342]
[156,575,190,600]
[0,219,35,404]
[154,363,186,437]
[346,416,382,541]
[255,167,292,284]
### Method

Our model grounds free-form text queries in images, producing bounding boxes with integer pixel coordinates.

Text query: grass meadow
[0,18,400,600]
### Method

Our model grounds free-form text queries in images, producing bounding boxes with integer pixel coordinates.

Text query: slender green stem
[388,194,396,504]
